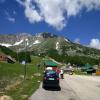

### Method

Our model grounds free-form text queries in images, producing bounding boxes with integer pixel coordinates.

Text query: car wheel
[42,84,45,88]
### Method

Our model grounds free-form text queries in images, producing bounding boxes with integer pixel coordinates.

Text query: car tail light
[57,78,60,80]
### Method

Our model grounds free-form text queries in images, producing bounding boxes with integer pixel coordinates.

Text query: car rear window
[45,70,59,77]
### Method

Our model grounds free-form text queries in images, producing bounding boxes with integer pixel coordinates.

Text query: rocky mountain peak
[36,32,57,38]
[17,33,32,40]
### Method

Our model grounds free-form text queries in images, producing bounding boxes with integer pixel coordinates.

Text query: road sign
[22,60,26,65]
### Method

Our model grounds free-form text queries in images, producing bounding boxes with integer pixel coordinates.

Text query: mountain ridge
[0,32,100,60]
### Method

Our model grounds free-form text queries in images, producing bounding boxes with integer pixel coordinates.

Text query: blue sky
[0,0,100,49]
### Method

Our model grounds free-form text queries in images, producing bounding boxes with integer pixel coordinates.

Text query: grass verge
[0,56,43,100]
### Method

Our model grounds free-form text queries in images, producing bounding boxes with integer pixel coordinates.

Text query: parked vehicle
[64,68,74,75]
[42,70,60,88]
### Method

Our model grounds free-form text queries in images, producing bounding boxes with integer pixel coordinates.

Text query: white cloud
[16,0,100,30]
[89,39,100,49]
[24,6,42,23]
[7,17,15,23]
[5,10,16,23]
[35,0,66,30]
[16,0,42,23]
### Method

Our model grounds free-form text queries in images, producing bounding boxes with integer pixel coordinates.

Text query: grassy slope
[0,56,43,100]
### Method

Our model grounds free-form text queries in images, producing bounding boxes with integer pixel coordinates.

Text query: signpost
[22,60,26,80]
[24,38,28,80]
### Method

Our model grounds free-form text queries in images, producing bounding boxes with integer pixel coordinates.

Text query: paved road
[29,74,100,100]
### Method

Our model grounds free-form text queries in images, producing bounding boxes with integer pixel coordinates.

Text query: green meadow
[0,56,43,100]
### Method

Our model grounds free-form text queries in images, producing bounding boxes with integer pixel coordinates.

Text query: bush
[18,52,31,63]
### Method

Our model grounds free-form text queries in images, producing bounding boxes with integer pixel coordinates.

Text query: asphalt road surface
[29,74,100,100]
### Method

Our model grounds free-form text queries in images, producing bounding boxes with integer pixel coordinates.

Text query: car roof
[46,70,56,73]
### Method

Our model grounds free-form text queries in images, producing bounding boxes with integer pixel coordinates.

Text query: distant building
[0,53,16,63]
[44,59,58,68]
[0,54,7,61]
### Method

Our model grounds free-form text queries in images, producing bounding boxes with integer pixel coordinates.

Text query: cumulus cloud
[35,0,66,30]
[16,0,100,30]
[16,0,42,23]
[89,39,100,49]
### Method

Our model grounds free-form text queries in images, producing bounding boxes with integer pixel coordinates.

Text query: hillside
[0,45,17,59]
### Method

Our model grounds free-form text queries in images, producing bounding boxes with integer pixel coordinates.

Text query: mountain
[0,32,100,60]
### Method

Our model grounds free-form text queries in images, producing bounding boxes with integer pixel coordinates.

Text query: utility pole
[24,38,28,80]
[17,48,19,63]
[16,35,19,63]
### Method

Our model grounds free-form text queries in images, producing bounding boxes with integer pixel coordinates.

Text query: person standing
[60,69,64,79]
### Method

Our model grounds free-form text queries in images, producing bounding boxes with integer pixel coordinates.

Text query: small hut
[82,63,96,74]
[44,59,58,67]
[0,53,7,62]
[43,59,60,72]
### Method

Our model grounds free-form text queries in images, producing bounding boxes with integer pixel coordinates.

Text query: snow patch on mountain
[14,39,24,46]
[33,40,41,44]
[64,38,69,42]
[29,44,32,47]
[56,42,59,50]
[0,43,12,47]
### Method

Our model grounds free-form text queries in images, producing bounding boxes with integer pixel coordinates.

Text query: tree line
[44,49,100,66]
